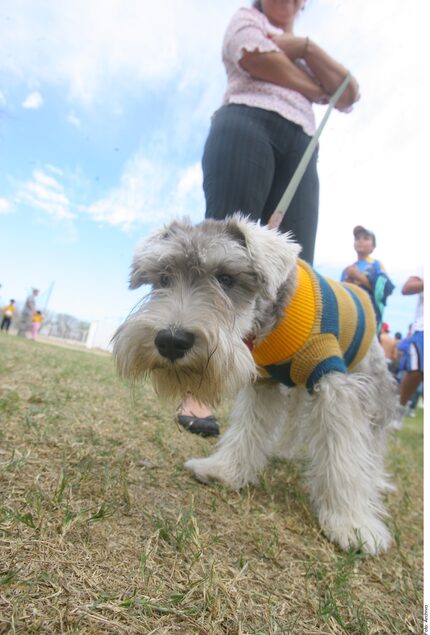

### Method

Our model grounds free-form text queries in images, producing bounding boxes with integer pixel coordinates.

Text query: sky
[0,0,426,337]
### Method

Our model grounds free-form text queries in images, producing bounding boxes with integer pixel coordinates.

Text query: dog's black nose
[154,329,195,361]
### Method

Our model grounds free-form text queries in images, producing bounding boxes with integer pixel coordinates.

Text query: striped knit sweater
[251,259,376,393]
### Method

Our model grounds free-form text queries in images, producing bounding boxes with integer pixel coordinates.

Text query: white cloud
[177,164,202,200]
[22,91,43,109]
[67,113,81,128]
[17,168,76,221]
[0,197,13,214]
[1,0,424,273]
[46,164,64,177]
[84,151,204,231]
[0,0,241,105]
[296,0,426,274]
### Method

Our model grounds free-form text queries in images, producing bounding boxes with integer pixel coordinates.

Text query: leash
[268,72,352,229]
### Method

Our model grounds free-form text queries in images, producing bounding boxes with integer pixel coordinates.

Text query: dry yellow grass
[0,333,423,634]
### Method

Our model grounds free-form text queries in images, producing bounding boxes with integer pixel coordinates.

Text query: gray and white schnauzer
[113,215,399,555]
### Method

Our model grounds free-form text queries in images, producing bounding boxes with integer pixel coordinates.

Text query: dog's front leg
[302,374,392,555]
[184,381,285,490]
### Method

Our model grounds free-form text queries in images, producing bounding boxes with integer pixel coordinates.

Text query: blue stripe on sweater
[264,362,296,387]
[306,356,347,393]
[315,270,339,336]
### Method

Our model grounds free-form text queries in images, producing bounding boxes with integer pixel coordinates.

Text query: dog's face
[113,216,300,405]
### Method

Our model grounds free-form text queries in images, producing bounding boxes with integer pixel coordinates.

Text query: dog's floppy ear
[129,219,192,289]
[229,214,301,299]
[129,246,152,290]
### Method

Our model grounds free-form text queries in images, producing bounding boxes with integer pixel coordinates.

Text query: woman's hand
[301,39,360,109]
[270,34,360,110]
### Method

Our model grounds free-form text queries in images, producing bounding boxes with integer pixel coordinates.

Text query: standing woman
[177,0,360,436]
[204,0,359,263]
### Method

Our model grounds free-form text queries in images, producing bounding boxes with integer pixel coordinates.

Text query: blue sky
[0,0,425,336]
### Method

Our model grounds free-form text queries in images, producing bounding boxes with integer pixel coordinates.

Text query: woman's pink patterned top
[222,7,316,136]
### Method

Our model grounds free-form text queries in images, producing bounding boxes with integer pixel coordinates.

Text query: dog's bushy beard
[112,286,257,407]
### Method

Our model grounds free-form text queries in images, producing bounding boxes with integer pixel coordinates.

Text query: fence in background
[85,320,121,352]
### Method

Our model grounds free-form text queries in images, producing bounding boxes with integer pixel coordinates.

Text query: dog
[113,216,400,555]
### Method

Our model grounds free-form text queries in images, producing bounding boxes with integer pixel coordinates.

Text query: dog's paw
[184,456,254,490]
[322,516,392,556]
[184,457,221,485]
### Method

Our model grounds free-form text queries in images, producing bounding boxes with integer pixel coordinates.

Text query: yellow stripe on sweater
[299,260,323,339]
[342,282,376,369]
[290,333,343,386]
[326,278,357,354]
[252,263,315,367]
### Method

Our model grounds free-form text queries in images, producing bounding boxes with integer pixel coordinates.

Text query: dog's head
[113,215,300,404]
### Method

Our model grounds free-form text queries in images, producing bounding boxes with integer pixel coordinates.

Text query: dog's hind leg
[351,340,398,493]
[184,381,285,490]
[355,338,402,434]
[300,373,392,555]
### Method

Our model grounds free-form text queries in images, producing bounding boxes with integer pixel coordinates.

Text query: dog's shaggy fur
[113,216,400,555]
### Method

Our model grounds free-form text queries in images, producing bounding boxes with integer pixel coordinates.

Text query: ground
[0,333,423,634]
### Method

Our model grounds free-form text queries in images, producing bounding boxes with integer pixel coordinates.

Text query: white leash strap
[268,72,352,229]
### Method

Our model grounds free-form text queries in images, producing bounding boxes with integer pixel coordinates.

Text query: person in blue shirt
[341,226,394,335]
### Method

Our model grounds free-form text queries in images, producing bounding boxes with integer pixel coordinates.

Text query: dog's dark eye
[159,274,170,288]
[216,273,234,289]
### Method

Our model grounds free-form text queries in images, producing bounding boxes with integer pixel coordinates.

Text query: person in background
[31,310,44,340]
[398,270,424,419]
[406,381,423,418]
[341,226,394,335]
[379,322,399,374]
[17,288,40,337]
[1,299,16,332]
[177,0,360,437]
[389,331,404,382]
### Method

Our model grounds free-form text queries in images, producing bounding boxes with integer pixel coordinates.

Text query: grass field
[0,333,423,634]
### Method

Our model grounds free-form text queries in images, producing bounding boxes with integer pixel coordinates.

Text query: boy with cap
[341,226,394,334]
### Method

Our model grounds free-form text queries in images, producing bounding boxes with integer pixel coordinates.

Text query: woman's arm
[402,276,424,295]
[239,49,329,103]
[304,39,360,109]
[270,34,360,110]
